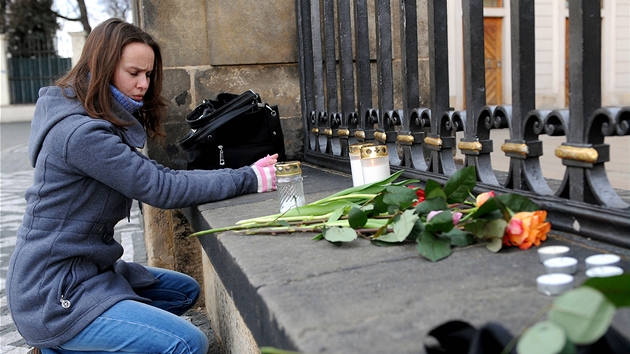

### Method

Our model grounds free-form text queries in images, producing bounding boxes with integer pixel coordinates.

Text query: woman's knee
[175,328,209,354]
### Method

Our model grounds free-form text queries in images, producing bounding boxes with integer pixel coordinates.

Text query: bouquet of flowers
[192,166,551,262]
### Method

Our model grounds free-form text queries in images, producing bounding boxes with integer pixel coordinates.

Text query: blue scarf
[110,85,144,114]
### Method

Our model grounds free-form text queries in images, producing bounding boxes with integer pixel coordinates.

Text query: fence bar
[337,0,355,157]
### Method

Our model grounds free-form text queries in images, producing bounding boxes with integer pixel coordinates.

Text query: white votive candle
[585,266,624,278]
[537,245,571,263]
[585,254,620,269]
[360,145,390,184]
[349,143,373,187]
[543,257,578,275]
[536,273,574,296]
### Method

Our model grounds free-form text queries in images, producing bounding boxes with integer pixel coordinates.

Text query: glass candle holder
[276,161,306,213]
[349,142,373,187]
[360,145,390,184]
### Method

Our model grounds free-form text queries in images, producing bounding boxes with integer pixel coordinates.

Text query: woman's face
[112,42,154,101]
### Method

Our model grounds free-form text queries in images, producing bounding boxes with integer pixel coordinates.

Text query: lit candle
[585,254,620,269]
[536,273,574,296]
[537,245,571,263]
[585,266,624,278]
[543,257,578,275]
[349,143,373,187]
[360,145,390,184]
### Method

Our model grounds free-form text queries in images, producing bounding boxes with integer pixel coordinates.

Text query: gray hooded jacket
[6,86,258,347]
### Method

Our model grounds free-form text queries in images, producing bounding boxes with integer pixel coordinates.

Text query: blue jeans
[43,267,209,354]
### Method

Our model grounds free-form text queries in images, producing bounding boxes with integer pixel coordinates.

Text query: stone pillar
[1,34,11,105]
[136,0,303,349]
[136,0,304,274]
[68,31,87,68]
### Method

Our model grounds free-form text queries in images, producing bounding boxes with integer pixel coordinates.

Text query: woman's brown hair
[56,18,167,139]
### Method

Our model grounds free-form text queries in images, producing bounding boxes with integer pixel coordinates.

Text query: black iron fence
[294,0,630,247]
[7,36,71,104]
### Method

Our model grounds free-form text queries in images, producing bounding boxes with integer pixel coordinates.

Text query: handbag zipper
[218,145,225,166]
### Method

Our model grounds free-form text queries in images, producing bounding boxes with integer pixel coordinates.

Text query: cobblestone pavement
[0,166,146,352]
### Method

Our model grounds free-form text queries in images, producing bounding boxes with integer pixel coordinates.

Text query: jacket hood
[29,86,147,167]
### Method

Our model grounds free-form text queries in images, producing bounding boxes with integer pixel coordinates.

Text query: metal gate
[294,0,630,247]
[7,36,71,104]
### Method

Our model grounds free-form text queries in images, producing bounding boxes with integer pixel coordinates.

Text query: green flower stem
[311,193,377,204]
[244,227,388,235]
[236,213,333,225]
[190,221,271,237]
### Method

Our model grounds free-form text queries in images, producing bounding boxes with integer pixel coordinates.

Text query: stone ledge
[184,164,630,353]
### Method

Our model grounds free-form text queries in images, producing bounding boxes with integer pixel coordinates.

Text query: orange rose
[476,191,495,207]
[502,211,551,250]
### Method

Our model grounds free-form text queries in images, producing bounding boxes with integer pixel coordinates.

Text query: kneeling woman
[7,18,277,354]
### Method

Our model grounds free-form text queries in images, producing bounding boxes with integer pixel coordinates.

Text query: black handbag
[178,90,286,170]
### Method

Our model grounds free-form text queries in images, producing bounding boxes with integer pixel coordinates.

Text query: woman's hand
[251,153,279,193]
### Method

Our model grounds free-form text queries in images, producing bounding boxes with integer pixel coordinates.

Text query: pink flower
[476,191,495,207]
[452,212,463,225]
[427,210,463,225]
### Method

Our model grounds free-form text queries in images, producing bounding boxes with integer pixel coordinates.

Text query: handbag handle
[185,90,259,129]
[178,90,262,151]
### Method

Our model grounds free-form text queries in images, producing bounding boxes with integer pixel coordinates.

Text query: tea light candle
[585,266,624,278]
[349,143,373,187]
[543,257,578,275]
[536,273,574,296]
[537,245,571,263]
[585,254,620,269]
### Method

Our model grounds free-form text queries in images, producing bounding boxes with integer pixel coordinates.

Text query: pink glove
[251,153,279,193]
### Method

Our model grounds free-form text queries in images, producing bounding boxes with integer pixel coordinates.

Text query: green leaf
[486,237,503,252]
[424,179,443,198]
[383,185,418,210]
[469,198,500,219]
[312,234,324,241]
[376,232,404,243]
[322,170,404,200]
[348,207,368,229]
[496,193,540,213]
[407,219,425,240]
[392,178,420,186]
[416,231,452,262]
[391,209,419,241]
[463,218,488,238]
[441,228,475,247]
[425,210,455,233]
[281,200,355,218]
[443,166,477,204]
[482,218,507,239]
[328,206,347,223]
[372,194,389,214]
[371,239,406,247]
[322,227,358,243]
[548,287,616,345]
[582,274,630,308]
[493,197,514,221]
[517,321,576,354]
[426,186,447,200]
[415,197,448,216]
